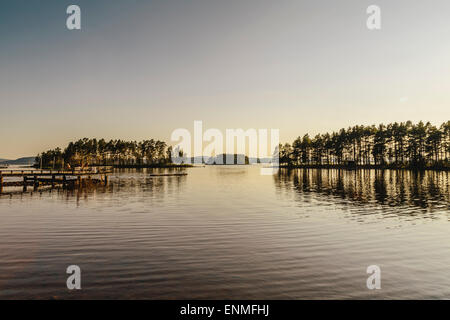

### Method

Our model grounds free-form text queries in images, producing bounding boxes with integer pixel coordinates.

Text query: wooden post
[63,175,67,188]
[52,174,55,188]
[33,175,39,190]
[23,176,27,191]
[104,175,108,186]
[0,171,3,194]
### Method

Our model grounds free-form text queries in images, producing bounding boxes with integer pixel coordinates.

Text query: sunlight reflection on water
[0,166,449,299]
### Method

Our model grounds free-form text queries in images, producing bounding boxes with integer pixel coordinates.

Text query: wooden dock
[0,168,113,193]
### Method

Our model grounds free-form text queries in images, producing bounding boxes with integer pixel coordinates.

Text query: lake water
[0,166,449,299]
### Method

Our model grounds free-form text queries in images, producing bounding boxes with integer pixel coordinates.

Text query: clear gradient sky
[1,0,449,159]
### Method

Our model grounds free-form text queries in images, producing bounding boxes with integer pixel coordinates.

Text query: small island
[36,138,190,169]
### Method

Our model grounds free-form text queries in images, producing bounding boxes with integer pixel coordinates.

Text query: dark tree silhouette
[37,121,450,169]
[37,138,171,168]
[280,121,449,169]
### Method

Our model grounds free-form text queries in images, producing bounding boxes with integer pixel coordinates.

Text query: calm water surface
[0,166,449,299]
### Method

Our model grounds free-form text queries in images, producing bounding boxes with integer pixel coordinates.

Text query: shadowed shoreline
[279,164,450,171]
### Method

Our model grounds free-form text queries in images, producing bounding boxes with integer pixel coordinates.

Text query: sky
[1,0,450,159]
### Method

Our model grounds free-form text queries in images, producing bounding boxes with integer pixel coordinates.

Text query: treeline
[279,121,450,168]
[37,138,173,168]
[36,121,450,169]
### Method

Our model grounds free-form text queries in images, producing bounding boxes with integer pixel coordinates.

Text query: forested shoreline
[36,121,449,170]
[37,139,174,168]
[279,121,449,169]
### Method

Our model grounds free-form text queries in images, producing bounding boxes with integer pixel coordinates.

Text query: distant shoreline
[279,164,450,171]
[110,164,194,169]
[32,163,195,170]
